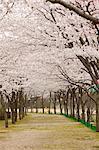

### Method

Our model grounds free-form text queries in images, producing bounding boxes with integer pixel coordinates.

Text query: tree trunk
[15,98,18,122]
[64,90,69,116]
[59,97,63,114]
[42,96,44,114]
[77,103,80,121]
[81,105,85,121]
[7,107,10,118]
[0,93,8,127]
[19,106,22,120]
[54,102,56,114]
[4,111,8,128]
[53,94,56,114]
[64,101,68,115]
[31,105,33,113]
[11,108,15,124]
[96,94,99,132]
[70,94,73,117]
[35,99,38,113]
[66,105,68,116]
[22,106,25,119]
[48,99,51,114]
[48,92,51,114]
[63,100,66,114]
[25,107,27,115]
[87,107,90,123]
[72,95,75,117]
[25,94,27,115]
[15,107,17,122]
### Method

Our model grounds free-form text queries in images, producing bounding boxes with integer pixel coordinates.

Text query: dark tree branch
[77,55,97,84]
[46,0,99,24]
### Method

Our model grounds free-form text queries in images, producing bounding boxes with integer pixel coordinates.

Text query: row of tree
[44,0,99,132]
[28,87,96,130]
[0,88,28,128]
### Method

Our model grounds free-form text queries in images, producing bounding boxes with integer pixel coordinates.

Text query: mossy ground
[0,113,99,150]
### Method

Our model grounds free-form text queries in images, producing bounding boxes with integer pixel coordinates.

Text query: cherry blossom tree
[45,0,99,131]
[0,0,99,130]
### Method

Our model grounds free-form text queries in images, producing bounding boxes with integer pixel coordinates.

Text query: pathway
[0,113,99,150]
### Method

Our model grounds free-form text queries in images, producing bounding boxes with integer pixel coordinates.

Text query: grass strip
[62,113,96,132]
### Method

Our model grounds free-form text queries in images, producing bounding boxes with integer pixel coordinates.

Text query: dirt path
[0,113,99,150]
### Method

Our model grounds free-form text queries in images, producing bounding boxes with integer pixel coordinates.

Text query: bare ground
[0,113,99,150]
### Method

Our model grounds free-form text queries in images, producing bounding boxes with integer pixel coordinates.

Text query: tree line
[28,86,97,130]
[0,88,28,128]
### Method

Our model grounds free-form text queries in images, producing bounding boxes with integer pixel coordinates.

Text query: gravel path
[0,113,99,150]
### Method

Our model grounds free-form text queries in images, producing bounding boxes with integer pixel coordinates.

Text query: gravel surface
[0,113,99,150]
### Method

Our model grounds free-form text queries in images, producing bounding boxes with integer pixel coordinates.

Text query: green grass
[62,114,96,131]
